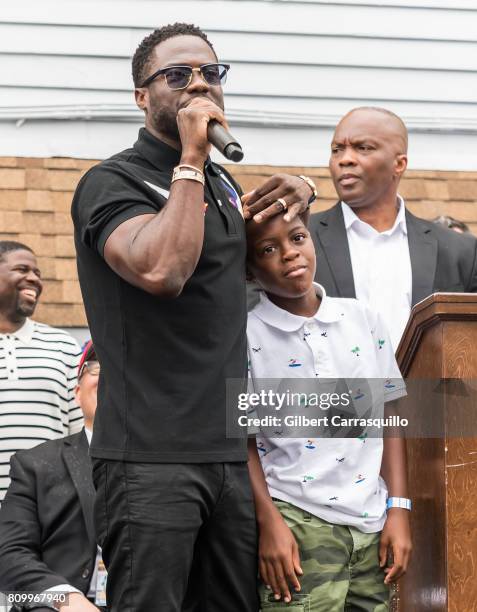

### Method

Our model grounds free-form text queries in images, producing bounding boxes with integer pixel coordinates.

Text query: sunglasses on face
[140,63,230,90]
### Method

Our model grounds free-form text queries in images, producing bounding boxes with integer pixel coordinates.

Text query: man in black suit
[0,341,103,612]
[310,106,477,349]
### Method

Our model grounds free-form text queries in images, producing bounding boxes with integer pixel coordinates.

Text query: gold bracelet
[298,175,318,207]
[172,166,205,186]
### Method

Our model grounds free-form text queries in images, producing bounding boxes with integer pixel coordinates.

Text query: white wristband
[386,496,412,511]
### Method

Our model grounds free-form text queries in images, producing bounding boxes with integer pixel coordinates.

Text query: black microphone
[207,121,244,162]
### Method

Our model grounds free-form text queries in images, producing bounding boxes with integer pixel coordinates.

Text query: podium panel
[396,294,477,612]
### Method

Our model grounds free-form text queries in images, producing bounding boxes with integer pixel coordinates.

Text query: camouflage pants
[259,500,389,611]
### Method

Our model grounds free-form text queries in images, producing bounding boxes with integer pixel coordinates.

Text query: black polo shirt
[72,128,247,462]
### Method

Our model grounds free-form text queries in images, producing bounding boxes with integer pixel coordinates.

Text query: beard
[148,94,225,143]
[0,293,37,324]
[16,296,37,318]
[149,101,180,142]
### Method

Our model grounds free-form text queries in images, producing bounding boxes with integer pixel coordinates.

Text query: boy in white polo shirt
[245,211,412,611]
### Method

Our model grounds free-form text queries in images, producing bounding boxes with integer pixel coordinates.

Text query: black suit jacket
[0,430,96,604]
[309,203,477,306]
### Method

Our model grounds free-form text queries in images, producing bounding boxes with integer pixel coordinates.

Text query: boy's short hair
[245,209,310,230]
[298,209,310,227]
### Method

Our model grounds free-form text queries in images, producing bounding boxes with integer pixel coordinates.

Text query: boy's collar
[252,282,343,331]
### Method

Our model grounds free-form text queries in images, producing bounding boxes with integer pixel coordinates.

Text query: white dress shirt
[341,197,412,350]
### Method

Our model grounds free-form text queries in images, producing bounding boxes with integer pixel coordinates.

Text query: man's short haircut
[132,23,215,87]
[347,106,408,152]
[0,241,34,262]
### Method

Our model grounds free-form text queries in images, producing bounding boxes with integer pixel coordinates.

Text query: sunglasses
[140,63,230,90]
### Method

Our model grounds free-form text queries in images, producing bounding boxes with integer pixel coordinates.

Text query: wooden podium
[395,293,477,612]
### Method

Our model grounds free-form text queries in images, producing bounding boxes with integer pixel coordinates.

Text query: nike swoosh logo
[144,181,170,199]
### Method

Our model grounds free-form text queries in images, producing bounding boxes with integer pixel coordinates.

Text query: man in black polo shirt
[72,23,314,611]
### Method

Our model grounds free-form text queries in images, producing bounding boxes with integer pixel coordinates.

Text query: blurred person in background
[309,107,477,350]
[0,241,82,504]
[0,341,104,612]
[432,215,470,234]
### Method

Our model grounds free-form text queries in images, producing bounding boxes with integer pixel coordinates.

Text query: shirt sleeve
[72,163,164,256]
[42,584,82,609]
[371,311,407,403]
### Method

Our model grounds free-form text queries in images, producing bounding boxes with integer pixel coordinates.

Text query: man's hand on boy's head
[258,505,303,603]
[242,174,313,223]
[379,508,412,584]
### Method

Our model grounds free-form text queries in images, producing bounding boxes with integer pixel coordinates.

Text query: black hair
[0,240,34,262]
[132,23,215,87]
[245,209,310,231]
[432,215,470,233]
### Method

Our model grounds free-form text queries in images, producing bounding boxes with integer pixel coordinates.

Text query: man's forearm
[127,178,206,294]
[103,172,207,297]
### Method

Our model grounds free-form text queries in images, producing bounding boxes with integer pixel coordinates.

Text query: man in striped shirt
[0,241,83,503]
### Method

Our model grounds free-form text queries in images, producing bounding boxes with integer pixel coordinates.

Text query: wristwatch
[298,175,318,207]
[386,497,412,511]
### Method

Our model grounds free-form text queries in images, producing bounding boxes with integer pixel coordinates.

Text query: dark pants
[92,460,259,612]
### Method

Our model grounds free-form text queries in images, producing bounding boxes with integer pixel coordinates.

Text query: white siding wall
[0,0,476,169]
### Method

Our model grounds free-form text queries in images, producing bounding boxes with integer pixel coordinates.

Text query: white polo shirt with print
[247,283,406,533]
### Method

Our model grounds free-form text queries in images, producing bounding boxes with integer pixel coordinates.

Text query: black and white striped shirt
[0,319,83,502]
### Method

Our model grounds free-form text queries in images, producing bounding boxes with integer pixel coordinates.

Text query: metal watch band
[177,163,204,174]
[172,166,205,186]
[298,175,318,206]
